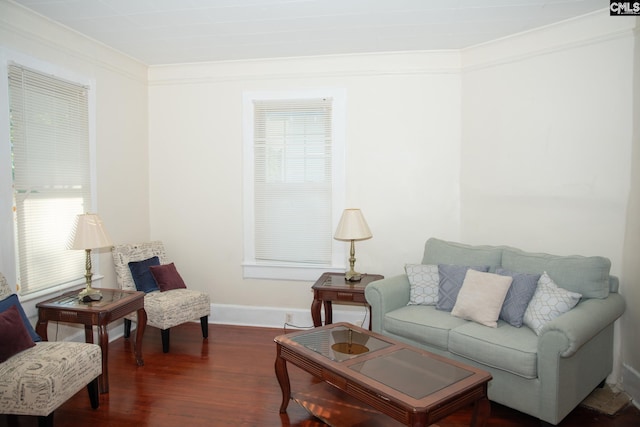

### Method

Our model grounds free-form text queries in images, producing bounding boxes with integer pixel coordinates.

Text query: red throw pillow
[0,305,36,362]
[149,263,187,292]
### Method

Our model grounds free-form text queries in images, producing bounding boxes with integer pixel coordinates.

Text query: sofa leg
[598,379,606,388]
[161,328,170,353]
[124,318,132,338]
[87,377,100,409]
[38,413,54,427]
[200,316,209,339]
[539,421,555,427]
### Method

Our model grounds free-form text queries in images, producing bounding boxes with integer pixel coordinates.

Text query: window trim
[242,88,347,281]
[0,48,98,299]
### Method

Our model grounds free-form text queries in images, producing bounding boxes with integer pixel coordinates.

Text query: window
[3,60,94,297]
[243,89,346,280]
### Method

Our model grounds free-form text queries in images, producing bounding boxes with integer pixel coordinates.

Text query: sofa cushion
[449,321,538,379]
[436,264,489,311]
[523,271,582,335]
[422,238,503,270]
[496,268,540,327]
[0,305,36,362]
[128,256,161,293]
[451,270,512,328]
[501,248,610,299]
[149,262,187,292]
[0,294,41,342]
[406,264,439,305]
[383,305,467,351]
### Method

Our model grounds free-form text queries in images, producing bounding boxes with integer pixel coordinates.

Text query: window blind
[253,98,333,265]
[8,63,91,295]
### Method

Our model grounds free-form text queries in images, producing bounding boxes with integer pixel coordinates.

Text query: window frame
[0,49,98,300]
[242,88,347,281]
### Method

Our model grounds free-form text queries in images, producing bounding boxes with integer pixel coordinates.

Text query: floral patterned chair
[0,273,102,427]
[111,241,211,353]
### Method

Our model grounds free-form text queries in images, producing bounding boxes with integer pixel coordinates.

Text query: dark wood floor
[2,323,639,427]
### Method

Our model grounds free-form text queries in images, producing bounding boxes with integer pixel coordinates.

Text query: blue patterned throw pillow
[436,264,489,311]
[496,268,540,327]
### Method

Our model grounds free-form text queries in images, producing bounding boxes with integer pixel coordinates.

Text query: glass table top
[290,325,393,361]
[285,324,476,400]
[349,348,474,399]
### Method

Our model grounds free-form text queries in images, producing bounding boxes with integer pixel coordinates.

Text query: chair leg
[124,318,132,338]
[200,316,209,339]
[161,328,170,353]
[6,414,19,427]
[38,413,54,427]
[87,377,100,409]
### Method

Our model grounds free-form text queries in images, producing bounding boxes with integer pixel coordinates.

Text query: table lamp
[68,213,113,300]
[334,209,372,282]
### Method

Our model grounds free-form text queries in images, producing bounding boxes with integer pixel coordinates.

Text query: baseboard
[622,363,640,409]
[209,302,370,330]
[56,302,368,345]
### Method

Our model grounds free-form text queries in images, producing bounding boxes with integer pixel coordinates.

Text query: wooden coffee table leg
[470,396,491,427]
[275,346,291,413]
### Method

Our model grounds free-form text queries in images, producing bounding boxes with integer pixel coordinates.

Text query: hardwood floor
[2,323,639,427]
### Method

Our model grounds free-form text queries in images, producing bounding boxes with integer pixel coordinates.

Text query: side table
[36,287,147,394]
[311,272,384,330]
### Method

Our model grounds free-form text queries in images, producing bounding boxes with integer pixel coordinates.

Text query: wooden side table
[311,272,384,330]
[36,287,147,394]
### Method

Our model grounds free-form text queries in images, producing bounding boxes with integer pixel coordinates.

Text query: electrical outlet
[285,313,293,323]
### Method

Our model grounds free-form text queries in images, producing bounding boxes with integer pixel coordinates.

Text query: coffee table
[274,322,492,427]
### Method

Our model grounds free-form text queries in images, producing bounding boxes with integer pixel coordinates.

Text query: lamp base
[344,271,363,282]
[78,287,102,302]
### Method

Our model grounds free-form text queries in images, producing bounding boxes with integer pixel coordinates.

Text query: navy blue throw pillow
[0,294,42,342]
[128,256,161,293]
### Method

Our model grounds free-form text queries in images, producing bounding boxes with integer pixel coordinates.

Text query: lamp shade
[68,213,113,250]
[334,209,372,241]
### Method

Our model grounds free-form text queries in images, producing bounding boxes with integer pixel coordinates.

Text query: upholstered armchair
[111,241,211,353]
[0,273,102,427]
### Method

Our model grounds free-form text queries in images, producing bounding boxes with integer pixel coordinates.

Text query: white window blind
[243,89,346,280]
[254,98,333,264]
[8,63,91,295]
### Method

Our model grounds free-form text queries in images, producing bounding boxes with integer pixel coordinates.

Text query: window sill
[19,275,105,303]
[242,263,344,281]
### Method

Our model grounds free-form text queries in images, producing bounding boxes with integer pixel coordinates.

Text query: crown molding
[0,1,147,84]
[462,9,637,72]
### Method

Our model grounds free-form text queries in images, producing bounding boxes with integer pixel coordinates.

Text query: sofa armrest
[539,293,625,358]
[365,275,411,332]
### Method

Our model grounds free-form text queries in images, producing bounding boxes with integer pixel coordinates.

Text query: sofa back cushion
[422,238,502,269]
[501,248,610,299]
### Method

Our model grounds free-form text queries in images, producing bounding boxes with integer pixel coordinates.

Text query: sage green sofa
[365,238,625,425]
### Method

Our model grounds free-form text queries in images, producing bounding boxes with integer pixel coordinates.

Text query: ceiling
[13,0,606,65]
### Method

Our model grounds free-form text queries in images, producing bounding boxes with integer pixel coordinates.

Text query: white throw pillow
[523,271,582,335]
[451,269,513,327]
[406,264,439,305]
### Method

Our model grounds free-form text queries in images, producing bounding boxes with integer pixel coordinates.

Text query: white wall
[148,52,462,317]
[621,17,640,406]
[461,11,637,390]
[0,0,149,337]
